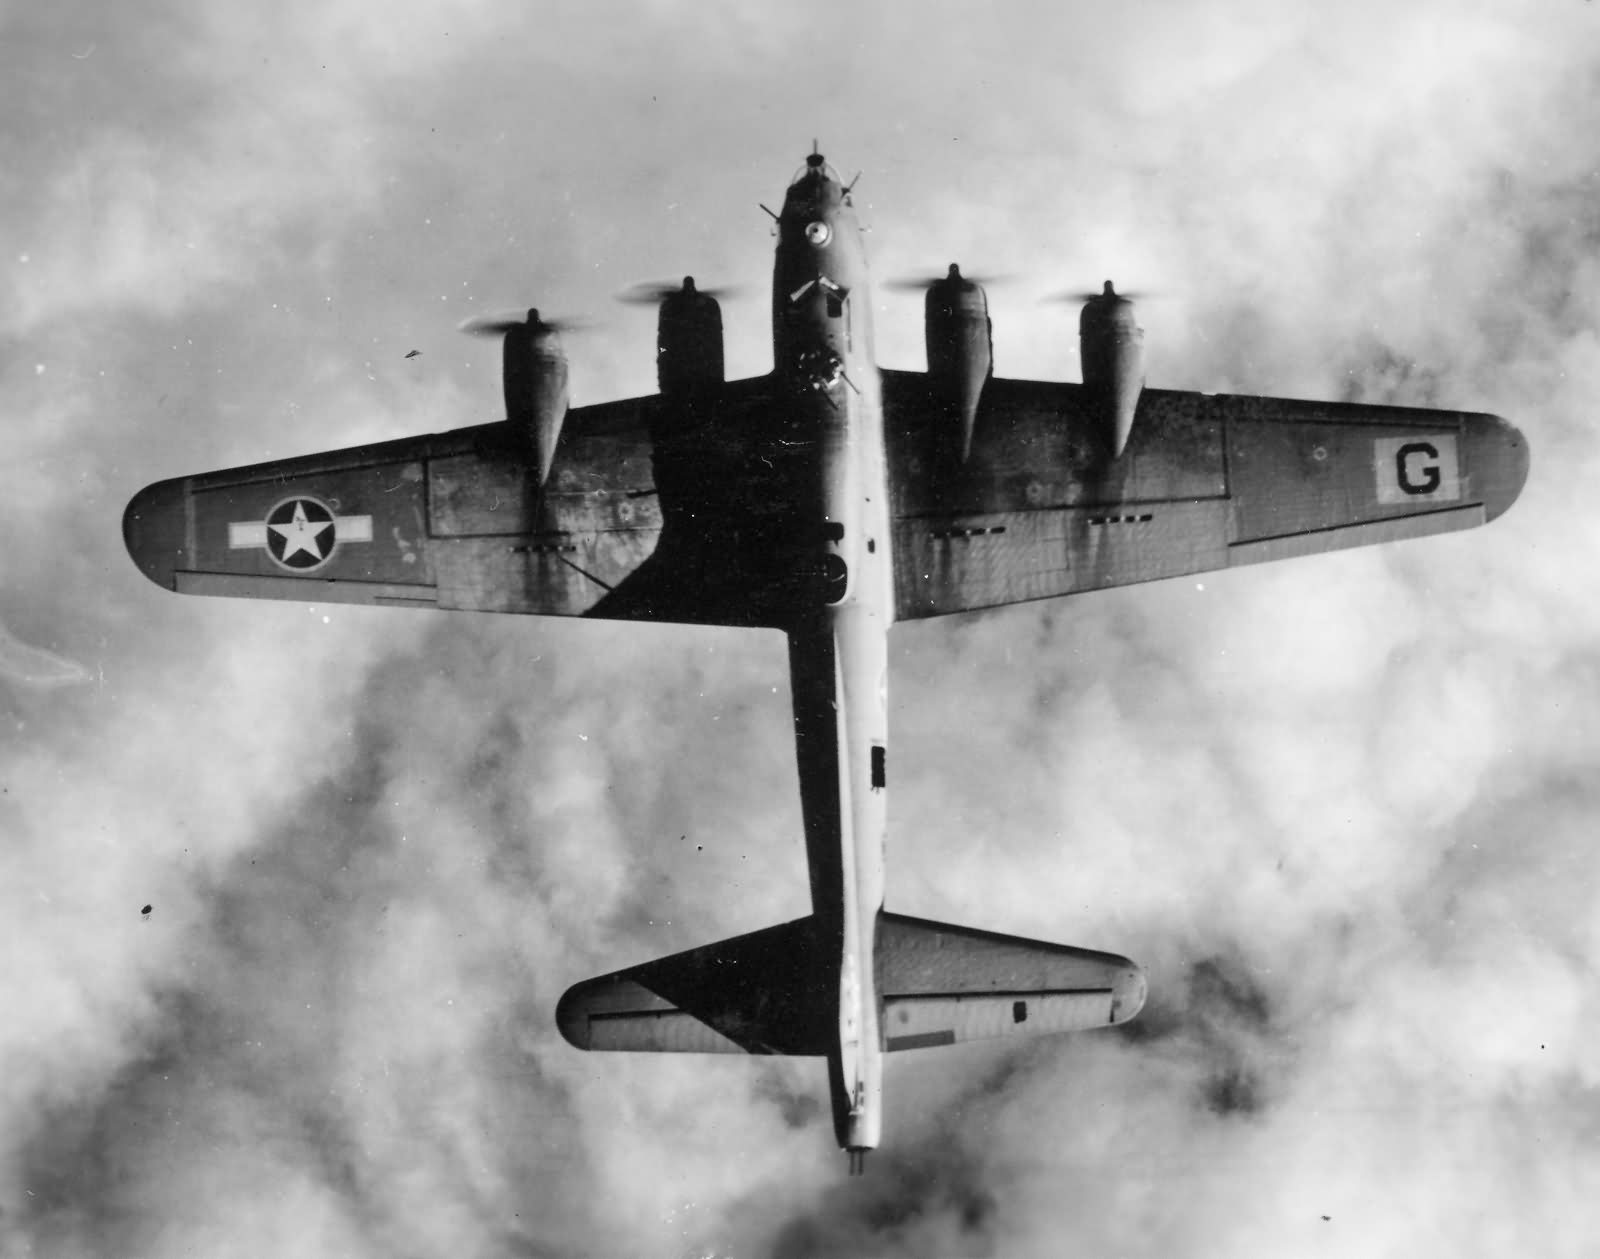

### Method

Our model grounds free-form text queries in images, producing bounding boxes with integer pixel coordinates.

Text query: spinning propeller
[1043,280,1153,304]
[457,308,589,337]
[615,276,746,305]
[884,263,1012,293]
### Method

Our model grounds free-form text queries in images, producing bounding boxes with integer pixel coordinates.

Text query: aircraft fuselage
[773,154,890,1167]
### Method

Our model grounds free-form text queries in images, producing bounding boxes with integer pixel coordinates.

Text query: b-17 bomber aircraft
[124,151,1528,1173]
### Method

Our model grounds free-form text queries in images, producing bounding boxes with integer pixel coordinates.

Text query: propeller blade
[884,264,1013,293]
[1043,281,1153,304]
[615,277,747,306]
[457,308,589,336]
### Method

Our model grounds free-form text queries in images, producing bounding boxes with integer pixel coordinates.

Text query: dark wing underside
[123,377,815,627]
[883,371,1528,620]
[557,916,833,1055]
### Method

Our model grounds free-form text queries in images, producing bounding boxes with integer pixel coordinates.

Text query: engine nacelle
[657,276,724,397]
[924,264,992,462]
[502,311,570,486]
[1079,282,1144,459]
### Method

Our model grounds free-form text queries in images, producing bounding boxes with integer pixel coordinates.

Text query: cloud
[0,619,91,687]
[4,0,1600,1255]
[3,0,509,334]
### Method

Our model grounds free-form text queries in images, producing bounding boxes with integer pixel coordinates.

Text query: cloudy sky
[4,1,1599,1254]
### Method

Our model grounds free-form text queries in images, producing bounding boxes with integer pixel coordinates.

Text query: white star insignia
[269,501,334,564]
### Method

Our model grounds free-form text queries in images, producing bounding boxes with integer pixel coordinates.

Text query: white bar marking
[227,515,372,548]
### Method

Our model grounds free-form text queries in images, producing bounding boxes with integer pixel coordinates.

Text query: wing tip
[122,477,188,592]
[1110,961,1148,1025]
[1473,412,1529,523]
[554,978,597,1050]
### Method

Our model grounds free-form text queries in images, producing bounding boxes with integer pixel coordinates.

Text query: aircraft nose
[122,476,189,591]
[1469,412,1530,522]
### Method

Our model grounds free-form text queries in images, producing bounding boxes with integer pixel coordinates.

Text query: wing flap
[894,499,1231,618]
[876,913,1145,1051]
[430,531,662,615]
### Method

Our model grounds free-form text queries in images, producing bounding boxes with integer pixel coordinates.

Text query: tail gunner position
[122,152,1528,1173]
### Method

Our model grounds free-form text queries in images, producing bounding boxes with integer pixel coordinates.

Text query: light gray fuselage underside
[772,158,891,1154]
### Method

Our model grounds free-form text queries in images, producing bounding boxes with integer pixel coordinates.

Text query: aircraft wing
[123,377,803,626]
[883,371,1529,620]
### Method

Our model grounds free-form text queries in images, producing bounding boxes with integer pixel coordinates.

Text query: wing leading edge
[883,372,1528,619]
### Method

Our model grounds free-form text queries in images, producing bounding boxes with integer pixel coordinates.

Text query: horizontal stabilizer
[557,911,1145,1058]
[876,912,1145,1051]
[557,915,833,1055]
